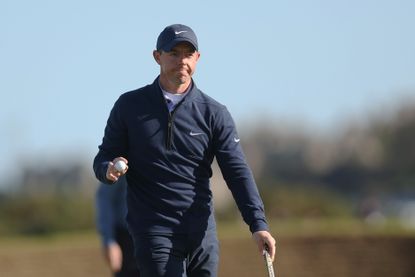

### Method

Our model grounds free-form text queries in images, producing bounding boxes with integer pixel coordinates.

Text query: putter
[263,245,275,277]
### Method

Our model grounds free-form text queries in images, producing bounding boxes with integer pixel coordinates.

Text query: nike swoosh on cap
[234,137,240,142]
[175,31,188,35]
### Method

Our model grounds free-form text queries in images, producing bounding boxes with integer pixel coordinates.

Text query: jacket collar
[152,76,199,104]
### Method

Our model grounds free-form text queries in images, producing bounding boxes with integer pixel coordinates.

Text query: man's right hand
[106,242,123,272]
[106,157,128,182]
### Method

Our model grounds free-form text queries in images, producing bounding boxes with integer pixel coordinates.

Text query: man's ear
[153,50,161,65]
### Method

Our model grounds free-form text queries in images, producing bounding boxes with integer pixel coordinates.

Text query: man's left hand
[252,230,276,262]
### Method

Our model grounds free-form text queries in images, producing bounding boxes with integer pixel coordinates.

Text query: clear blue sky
[1,0,415,187]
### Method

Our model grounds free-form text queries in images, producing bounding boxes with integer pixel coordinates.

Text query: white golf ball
[114,160,127,172]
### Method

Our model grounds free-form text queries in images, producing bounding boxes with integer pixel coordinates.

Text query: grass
[217,217,415,239]
[1,223,414,277]
[0,230,100,250]
[1,217,415,248]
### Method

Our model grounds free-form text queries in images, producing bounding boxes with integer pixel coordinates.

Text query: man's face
[154,42,200,87]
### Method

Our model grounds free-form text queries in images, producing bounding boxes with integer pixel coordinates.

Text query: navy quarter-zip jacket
[93,77,269,235]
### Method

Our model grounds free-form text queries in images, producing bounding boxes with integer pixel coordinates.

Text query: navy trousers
[132,229,219,277]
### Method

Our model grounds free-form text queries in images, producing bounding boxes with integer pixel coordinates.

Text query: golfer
[93,23,276,277]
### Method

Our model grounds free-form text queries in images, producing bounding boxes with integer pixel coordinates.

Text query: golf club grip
[263,247,275,277]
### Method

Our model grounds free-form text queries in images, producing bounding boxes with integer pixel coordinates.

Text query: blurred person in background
[93,23,276,276]
[96,176,140,277]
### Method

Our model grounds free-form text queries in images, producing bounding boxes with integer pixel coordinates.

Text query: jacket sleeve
[95,182,116,247]
[213,106,269,233]
[93,96,129,184]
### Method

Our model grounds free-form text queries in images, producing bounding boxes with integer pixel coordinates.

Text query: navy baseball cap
[156,24,198,52]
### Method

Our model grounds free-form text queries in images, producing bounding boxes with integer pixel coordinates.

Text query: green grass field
[1,219,415,277]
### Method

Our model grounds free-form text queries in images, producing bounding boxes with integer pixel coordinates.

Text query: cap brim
[160,38,198,52]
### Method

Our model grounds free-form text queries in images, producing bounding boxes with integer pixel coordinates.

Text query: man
[95,176,140,276]
[93,23,276,277]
